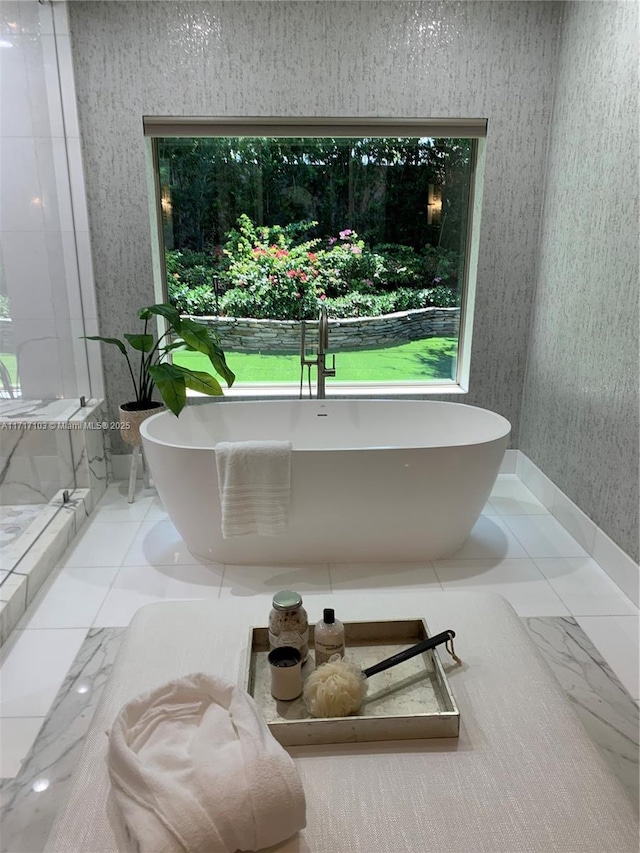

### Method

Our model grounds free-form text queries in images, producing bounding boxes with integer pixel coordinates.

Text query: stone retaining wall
[189,307,459,354]
[0,310,459,358]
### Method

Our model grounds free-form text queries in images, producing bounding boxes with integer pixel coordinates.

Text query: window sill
[188,382,467,401]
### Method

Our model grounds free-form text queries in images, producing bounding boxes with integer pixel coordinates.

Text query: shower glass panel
[0,399,108,582]
[0,2,103,593]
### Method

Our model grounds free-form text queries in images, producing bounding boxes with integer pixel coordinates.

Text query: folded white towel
[107,673,306,853]
[215,440,292,538]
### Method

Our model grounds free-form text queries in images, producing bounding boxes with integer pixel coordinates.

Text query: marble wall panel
[0,399,108,511]
[69,401,108,510]
[0,428,59,504]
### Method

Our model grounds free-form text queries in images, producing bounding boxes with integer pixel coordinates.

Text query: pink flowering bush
[219,215,324,319]
[168,215,458,319]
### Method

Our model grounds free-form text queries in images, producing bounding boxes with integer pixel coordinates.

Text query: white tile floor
[1,474,638,777]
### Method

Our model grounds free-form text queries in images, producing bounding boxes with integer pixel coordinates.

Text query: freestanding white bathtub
[141,400,510,565]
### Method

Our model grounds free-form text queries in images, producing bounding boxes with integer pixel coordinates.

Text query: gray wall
[520,1,639,560]
[68,0,561,452]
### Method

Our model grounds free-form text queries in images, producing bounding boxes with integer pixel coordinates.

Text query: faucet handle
[300,318,319,367]
[326,353,336,377]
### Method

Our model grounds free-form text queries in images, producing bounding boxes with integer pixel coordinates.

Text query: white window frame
[145,117,487,397]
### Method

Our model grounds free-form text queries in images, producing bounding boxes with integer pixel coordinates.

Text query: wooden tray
[243,618,460,746]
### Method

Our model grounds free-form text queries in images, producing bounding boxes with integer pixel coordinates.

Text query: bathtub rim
[140,399,511,452]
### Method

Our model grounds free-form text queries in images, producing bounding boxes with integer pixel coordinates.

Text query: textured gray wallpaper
[68,0,561,452]
[520,1,639,560]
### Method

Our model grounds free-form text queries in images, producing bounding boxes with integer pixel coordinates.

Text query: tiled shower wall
[67,0,562,452]
[520,0,639,562]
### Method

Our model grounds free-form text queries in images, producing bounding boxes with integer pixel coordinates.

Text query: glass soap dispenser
[268,590,309,663]
[314,608,345,667]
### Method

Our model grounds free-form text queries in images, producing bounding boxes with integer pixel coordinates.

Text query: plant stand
[127,444,150,503]
[119,404,161,503]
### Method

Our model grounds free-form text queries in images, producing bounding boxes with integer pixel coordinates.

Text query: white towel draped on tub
[107,673,306,853]
[214,440,292,538]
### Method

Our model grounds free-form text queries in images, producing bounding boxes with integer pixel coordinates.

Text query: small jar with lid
[268,590,309,663]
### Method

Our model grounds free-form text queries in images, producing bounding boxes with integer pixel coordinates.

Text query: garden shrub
[168,282,221,315]
[391,288,431,311]
[324,288,451,318]
[216,213,325,319]
[371,244,423,289]
[166,249,213,276]
[220,277,319,320]
[166,215,460,320]
[324,292,393,319]
[425,285,459,308]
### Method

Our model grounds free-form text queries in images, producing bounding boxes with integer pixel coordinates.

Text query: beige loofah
[303,629,461,718]
[302,655,367,718]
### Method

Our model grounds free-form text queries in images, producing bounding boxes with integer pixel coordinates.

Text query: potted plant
[85,303,235,444]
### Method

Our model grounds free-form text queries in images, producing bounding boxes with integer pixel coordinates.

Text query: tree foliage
[158,136,472,255]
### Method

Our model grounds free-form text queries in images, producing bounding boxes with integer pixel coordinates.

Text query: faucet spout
[316,306,335,399]
[299,306,336,399]
[318,305,329,355]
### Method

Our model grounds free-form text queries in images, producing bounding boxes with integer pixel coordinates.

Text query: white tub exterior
[141,400,510,565]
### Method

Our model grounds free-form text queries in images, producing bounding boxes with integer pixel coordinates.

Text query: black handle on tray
[362,629,456,679]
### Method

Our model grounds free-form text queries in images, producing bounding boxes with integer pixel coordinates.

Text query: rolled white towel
[107,672,306,853]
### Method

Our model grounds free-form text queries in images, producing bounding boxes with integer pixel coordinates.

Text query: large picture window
[146,118,486,395]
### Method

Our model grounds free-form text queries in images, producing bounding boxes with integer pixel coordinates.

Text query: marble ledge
[0,398,104,424]
[0,504,43,551]
[0,574,28,647]
[0,492,87,575]
[0,491,91,647]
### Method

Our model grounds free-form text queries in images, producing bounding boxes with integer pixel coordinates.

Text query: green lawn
[0,353,17,385]
[174,336,457,385]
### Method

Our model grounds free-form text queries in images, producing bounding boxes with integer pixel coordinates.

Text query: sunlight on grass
[174,337,457,385]
[0,353,17,385]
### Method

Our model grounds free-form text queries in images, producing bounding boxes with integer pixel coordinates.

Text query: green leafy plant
[0,294,10,319]
[0,357,15,398]
[84,303,235,416]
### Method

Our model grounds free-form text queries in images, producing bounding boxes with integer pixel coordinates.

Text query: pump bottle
[314,608,345,666]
